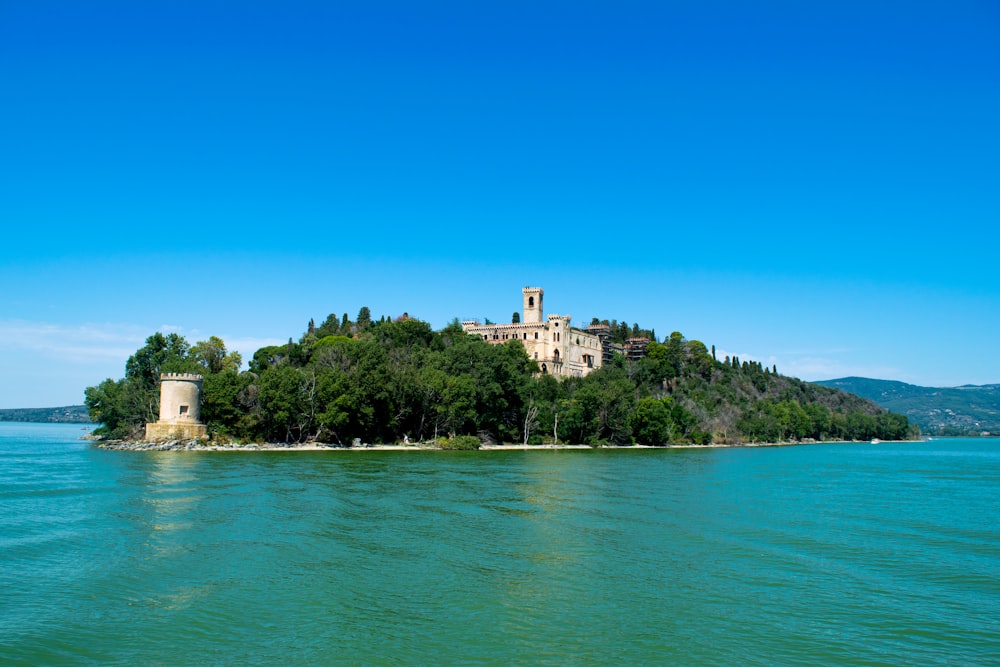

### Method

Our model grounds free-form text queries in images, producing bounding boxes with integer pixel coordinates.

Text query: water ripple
[1,427,998,665]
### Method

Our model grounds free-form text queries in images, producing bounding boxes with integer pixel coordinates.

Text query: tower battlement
[159,372,204,381]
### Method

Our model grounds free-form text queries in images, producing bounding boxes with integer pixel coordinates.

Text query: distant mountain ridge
[813,378,1000,435]
[0,405,92,424]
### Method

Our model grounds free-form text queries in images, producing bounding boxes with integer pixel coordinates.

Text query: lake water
[1,422,997,665]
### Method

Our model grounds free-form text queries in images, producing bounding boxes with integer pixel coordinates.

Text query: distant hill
[0,405,93,424]
[813,378,1000,435]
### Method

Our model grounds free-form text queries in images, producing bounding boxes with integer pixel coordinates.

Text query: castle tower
[522,287,544,324]
[145,373,208,441]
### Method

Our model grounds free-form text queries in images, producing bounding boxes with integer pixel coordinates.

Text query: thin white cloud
[0,321,283,370]
[0,320,148,364]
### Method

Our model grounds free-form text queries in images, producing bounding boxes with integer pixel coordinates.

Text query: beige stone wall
[145,422,207,441]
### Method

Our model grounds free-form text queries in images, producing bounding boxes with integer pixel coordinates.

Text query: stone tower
[144,373,208,441]
[522,287,544,324]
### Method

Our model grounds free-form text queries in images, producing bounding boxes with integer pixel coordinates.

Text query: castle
[144,373,207,440]
[462,287,605,377]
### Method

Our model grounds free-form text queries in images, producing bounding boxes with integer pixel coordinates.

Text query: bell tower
[522,287,544,324]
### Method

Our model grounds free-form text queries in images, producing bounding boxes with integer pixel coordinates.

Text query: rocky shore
[94,439,423,451]
[91,438,891,452]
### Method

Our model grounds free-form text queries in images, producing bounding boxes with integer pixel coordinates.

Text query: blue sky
[1,1,998,408]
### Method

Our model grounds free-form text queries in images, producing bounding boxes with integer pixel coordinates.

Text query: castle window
[523,333,527,340]
[534,332,538,339]
[529,297,535,307]
[179,405,189,415]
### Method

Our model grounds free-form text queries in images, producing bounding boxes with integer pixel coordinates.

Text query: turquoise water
[1,423,997,665]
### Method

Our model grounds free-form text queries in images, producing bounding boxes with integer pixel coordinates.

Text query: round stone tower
[145,373,207,441]
[158,373,203,424]
[522,286,544,324]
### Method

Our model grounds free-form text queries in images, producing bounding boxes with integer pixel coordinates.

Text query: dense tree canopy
[86,310,917,446]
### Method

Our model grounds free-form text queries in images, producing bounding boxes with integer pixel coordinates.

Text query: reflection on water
[147,453,201,535]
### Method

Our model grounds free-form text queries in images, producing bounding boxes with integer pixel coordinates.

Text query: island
[85,286,916,450]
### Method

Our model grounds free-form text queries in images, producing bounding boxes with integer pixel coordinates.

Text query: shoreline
[93,438,918,452]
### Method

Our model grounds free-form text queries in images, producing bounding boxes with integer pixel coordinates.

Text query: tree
[664,332,684,379]
[190,336,242,374]
[357,306,372,332]
[84,377,148,439]
[685,339,713,379]
[256,365,315,443]
[561,366,635,445]
[631,397,672,445]
[315,313,342,338]
[201,370,254,438]
[125,332,196,390]
[512,311,520,324]
[523,400,539,445]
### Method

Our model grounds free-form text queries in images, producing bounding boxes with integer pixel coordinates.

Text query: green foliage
[631,397,672,445]
[562,366,636,445]
[201,370,255,438]
[85,378,145,439]
[125,333,198,390]
[257,365,315,443]
[190,336,243,374]
[436,435,481,450]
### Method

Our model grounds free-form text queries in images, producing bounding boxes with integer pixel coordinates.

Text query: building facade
[462,287,603,377]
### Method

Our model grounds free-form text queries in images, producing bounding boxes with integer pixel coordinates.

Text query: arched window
[528,297,535,307]
[541,363,548,374]
[554,349,560,360]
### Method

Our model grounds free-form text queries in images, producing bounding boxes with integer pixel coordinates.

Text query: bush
[436,435,481,450]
